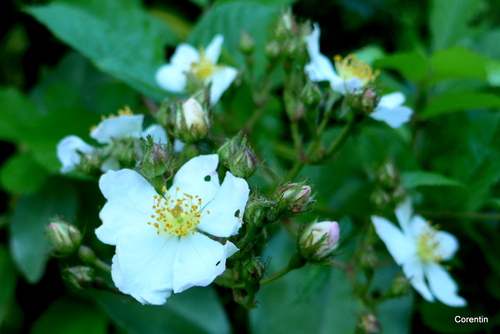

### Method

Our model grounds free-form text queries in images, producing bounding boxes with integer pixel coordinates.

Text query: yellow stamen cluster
[333,54,379,85]
[190,52,217,82]
[147,186,210,237]
[416,222,442,262]
[90,106,134,131]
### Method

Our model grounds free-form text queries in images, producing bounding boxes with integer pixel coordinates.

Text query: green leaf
[401,171,464,188]
[0,87,41,142]
[96,286,230,334]
[0,245,17,326]
[189,1,280,80]
[429,0,483,51]
[26,0,175,101]
[421,92,500,118]
[430,47,488,83]
[31,297,107,334]
[0,153,48,194]
[374,51,428,82]
[217,0,296,6]
[486,60,500,87]
[9,179,77,283]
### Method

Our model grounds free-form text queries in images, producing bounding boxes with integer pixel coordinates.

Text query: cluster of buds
[156,97,210,143]
[218,132,258,178]
[233,257,266,308]
[46,217,82,256]
[274,181,315,216]
[298,221,340,262]
[348,87,381,116]
[370,161,407,214]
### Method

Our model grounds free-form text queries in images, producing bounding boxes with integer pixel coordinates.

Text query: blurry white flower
[155,35,238,105]
[371,198,467,307]
[305,23,378,95]
[95,154,250,305]
[369,92,413,128]
[57,107,167,173]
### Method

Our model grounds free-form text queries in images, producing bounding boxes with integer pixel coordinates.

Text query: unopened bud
[243,196,280,226]
[348,87,380,115]
[377,162,399,189]
[137,136,173,180]
[76,150,103,176]
[175,98,209,143]
[62,266,95,289]
[299,221,340,260]
[109,137,138,166]
[218,132,258,178]
[265,40,281,60]
[274,9,295,40]
[239,31,255,55]
[284,90,305,121]
[275,182,314,215]
[358,312,381,334]
[300,80,322,107]
[386,273,411,298]
[46,217,82,256]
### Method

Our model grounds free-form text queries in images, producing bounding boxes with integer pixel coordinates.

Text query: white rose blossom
[95,154,250,305]
[371,198,467,307]
[155,35,238,106]
[57,108,167,173]
[304,23,413,128]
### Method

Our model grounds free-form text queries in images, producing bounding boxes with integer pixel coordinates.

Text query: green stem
[324,115,356,158]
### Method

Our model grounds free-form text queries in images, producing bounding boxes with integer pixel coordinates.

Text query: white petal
[305,23,322,60]
[379,91,406,108]
[434,230,459,261]
[403,255,435,302]
[305,55,338,84]
[173,233,234,293]
[209,66,238,105]
[370,105,413,128]
[395,197,414,237]
[96,169,158,245]
[90,114,144,144]
[173,139,185,152]
[155,64,187,93]
[409,215,431,240]
[205,34,224,63]
[333,77,363,95]
[141,124,168,144]
[371,215,415,264]
[425,262,467,307]
[169,43,200,70]
[114,230,178,305]
[56,135,95,173]
[170,154,220,206]
[198,172,250,237]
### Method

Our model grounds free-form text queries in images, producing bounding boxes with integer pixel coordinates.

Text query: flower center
[190,53,217,82]
[147,187,209,237]
[333,55,379,85]
[416,223,443,262]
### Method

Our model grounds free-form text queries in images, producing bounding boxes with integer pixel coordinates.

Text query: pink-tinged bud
[62,266,95,289]
[348,87,380,115]
[299,221,340,260]
[176,98,209,142]
[46,217,82,256]
[275,182,315,215]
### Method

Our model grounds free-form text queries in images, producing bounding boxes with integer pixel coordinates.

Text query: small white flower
[371,198,467,307]
[57,108,167,173]
[369,92,413,128]
[155,35,238,105]
[305,23,378,95]
[95,154,250,305]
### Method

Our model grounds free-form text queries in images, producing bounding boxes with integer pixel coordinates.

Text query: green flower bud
[218,132,258,178]
[357,313,381,334]
[275,182,315,216]
[76,150,103,176]
[136,136,173,180]
[284,90,305,121]
[348,87,380,115]
[109,137,139,166]
[175,98,210,143]
[385,273,411,299]
[300,80,322,107]
[265,40,281,60]
[62,266,95,290]
[46,217,82,256]
[299,221,340,261]
[243,196,280,226]
[274,9,295,40]
[239,31,255,55]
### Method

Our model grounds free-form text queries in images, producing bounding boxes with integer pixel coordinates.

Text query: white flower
[57,109,167,173]
[155,35,238,105]
[371,198,467,307]
[370,92,413,128]
[95,154,250,305]
[305,23,378,95]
